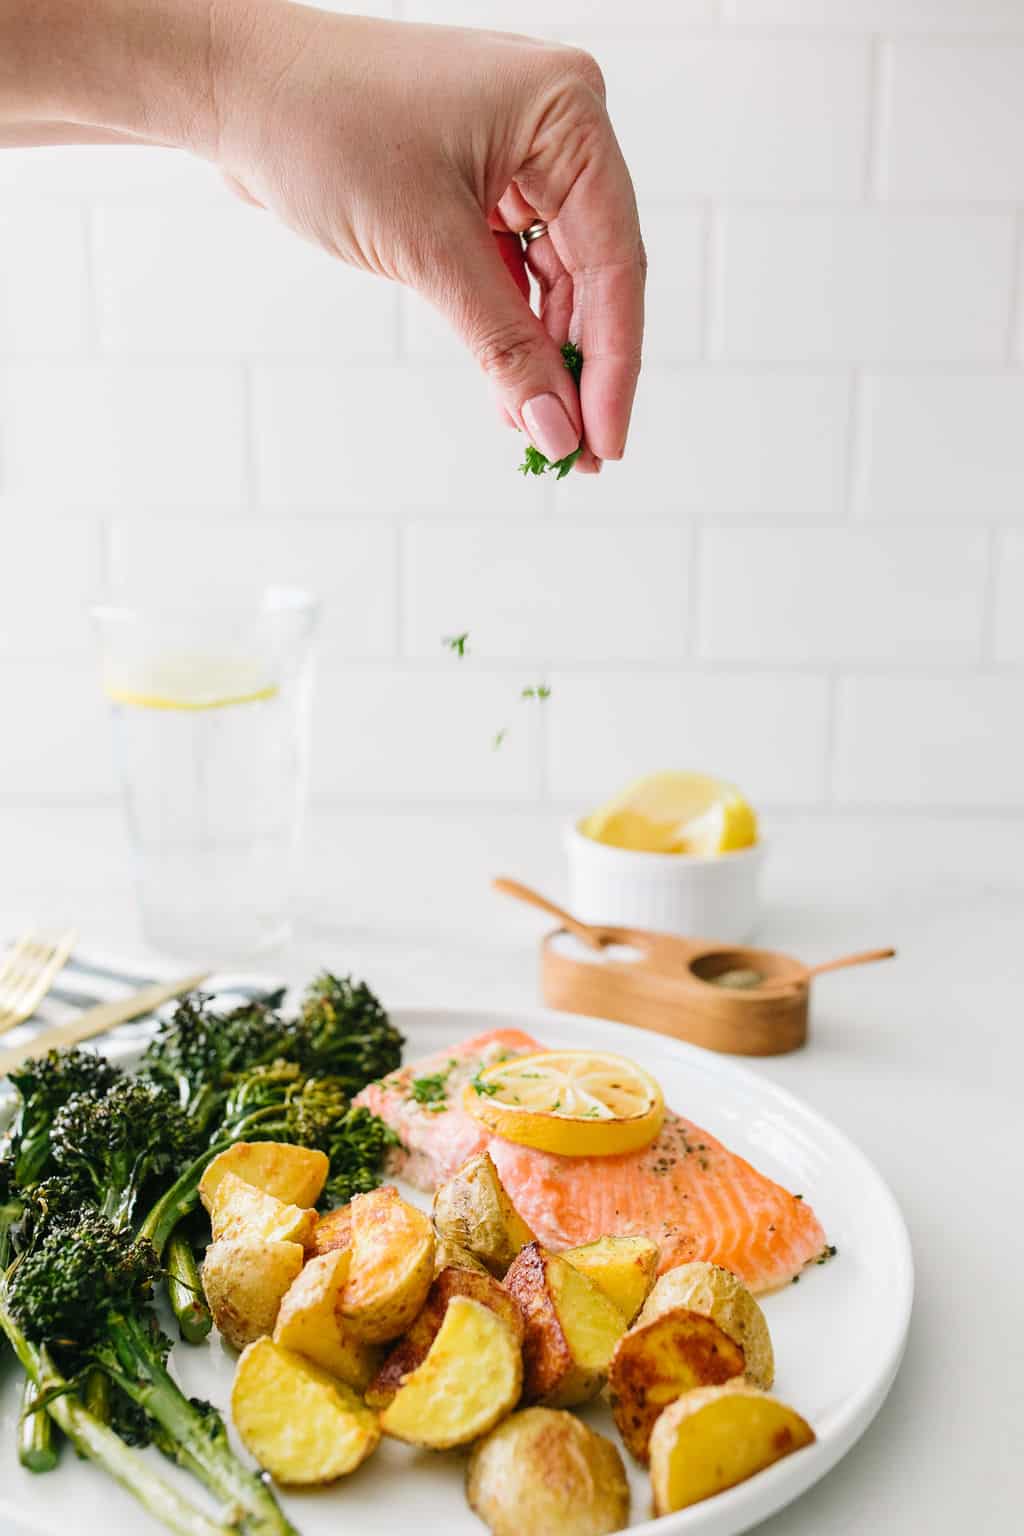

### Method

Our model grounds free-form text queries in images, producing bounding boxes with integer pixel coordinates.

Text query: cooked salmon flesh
[354,1028,826,1293]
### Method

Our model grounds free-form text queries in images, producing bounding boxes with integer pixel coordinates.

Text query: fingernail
[522,394,579,463]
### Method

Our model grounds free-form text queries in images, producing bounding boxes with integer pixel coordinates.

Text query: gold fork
[0,929,77,1036]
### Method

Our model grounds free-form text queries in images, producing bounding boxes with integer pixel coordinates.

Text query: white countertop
[2,805,1022,1533]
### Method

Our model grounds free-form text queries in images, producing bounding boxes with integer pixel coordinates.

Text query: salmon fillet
[355,1028,538,1188]
[354,1028,826,1294]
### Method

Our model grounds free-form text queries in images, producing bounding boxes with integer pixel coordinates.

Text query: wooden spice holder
[495,878,894,1057]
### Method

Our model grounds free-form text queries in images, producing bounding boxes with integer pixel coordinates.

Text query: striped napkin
[1,948,285,1063]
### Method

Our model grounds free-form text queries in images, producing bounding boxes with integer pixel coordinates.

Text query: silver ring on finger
[521,220,549,246]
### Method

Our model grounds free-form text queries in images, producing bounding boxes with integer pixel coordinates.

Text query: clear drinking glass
[91,589,319,959]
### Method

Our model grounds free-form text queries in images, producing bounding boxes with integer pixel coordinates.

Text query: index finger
[548,147,645,461]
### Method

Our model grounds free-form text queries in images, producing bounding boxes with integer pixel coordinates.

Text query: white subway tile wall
[1,0,1021,816]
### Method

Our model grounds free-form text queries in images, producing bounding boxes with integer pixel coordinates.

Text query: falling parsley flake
[521,684,551,701]
[443,632,469,657]
[493,728,508,750]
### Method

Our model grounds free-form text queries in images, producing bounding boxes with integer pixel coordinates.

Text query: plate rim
[0,1000,914,1536]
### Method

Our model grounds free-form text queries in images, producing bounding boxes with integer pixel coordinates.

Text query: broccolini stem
[99,1309,297,1536]
[83,1364,112,1426]
[0,1303,229,1536]
[18,1375,59,1473]
[138,1107,287,1255]
[165,1231,212,1345]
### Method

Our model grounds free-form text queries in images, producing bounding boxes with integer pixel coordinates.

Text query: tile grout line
[844,368,864,524]
[700,203,720,362]
[394,523,406,660]
[978,527,1001,667]
[686,522,702,661]
[239,362,259,510]
[81,204,101,357]
[1004,208,1023,362]
[823,668,841,808]
[863,34,886,204]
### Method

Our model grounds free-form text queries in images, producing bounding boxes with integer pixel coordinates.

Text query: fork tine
[0,928,77,1036]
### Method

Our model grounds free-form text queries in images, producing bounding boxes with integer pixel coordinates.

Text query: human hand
[211,2,645,471]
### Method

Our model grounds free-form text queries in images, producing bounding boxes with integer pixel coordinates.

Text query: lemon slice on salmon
[582,772,757,855]
[464,1051,664,1157]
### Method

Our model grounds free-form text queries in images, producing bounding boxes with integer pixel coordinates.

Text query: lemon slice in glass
[581,772,757,855]
[104,655,279,712]
[464,1050,664,1157]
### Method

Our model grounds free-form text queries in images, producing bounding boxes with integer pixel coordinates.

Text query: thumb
[419,216,582,466]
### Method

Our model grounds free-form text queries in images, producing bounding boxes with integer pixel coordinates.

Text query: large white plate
[0,1004,913,1536]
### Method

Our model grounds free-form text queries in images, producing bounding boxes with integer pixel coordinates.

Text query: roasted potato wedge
[199,1141,328,1210]
[608,1307,746,1462]
[637,1261,774,1389]
[432,1151,534,1277]
[366,1264,524,1409]
[309,1201,353,1258]
[649,1381,815,1514]
[467,1407,629,1536]
[273,1248,381,1391]
[341,1185,434,1344]
[209,1170,317,1250]
[504,1242,625,1408]
[433,1235,489,1276]
[561,1235,659,1324]
[202,1237,304,1352]
[379,1296,522,1448]
[232,1337,380,1485]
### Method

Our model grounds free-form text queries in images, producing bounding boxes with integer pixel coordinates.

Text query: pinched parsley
[518,343,584,480]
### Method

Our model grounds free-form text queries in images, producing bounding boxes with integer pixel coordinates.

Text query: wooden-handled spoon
[491,877,609,951]
[743,947,897,996]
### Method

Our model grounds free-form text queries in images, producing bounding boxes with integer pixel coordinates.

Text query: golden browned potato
[309,1201,353,1258]
[649,1381,815,1515]
[202,1237,304,1351]
[379,1297,522,1448]
[608,1307,746,1463]
[365,1264,524,1409]
[432,1152,535,1277]
[637,1261,774,1389]
[561,1236,659,1324]
[272,1248,381,1391]
[341,1185,434,1344]
[432,1235,489,1276]
[199,1141,328,1210]
[467,1408,629,1536]
[209,1170,317,1250]
[503,1242,625,1409]
[232,1337,380,1485]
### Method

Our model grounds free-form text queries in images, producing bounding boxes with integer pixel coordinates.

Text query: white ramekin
[565,821,763,942]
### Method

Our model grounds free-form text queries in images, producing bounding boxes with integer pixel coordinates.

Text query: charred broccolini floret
[139,975,403,1254]
[4,1199,295,1536]
[280,1078,400,1205]
[50,1076,193,1229]
[3,1049,120,1187]
[0,1156,20,1270]
[0,1199,233,1534]
[292,972,404,1090]
[140,974,401,1133]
